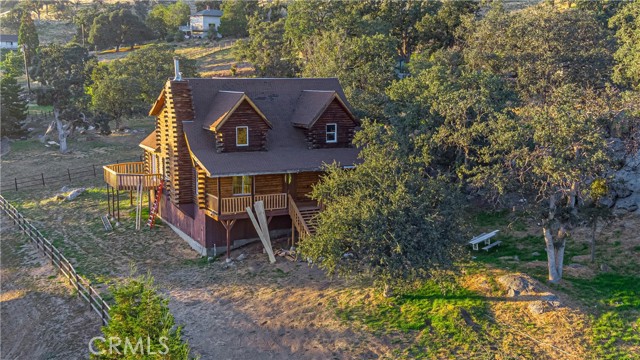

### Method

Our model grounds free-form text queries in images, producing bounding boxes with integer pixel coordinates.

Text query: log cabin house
[103,67,359,258]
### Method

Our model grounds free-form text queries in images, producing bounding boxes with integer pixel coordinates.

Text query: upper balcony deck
[103,162,162,191]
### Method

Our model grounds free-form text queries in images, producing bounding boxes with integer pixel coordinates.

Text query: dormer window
[236,126,248,146]
[326,123,337,143]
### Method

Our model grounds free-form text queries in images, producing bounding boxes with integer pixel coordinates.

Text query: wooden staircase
[288,194,320,242]
[298,207,320,235]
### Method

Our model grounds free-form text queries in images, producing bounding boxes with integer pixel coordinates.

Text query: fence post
[67,169,72,181]
[74,272,80,294]
[41,173,45,187]
[14,178,18,191]
[93,164,97,177]
[100,299,107,325]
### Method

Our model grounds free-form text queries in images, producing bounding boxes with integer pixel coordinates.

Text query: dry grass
[175,41,254,77]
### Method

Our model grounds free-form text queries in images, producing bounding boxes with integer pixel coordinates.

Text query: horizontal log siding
[306,99,356,149]
[216,101,269,153]
[219,177,234,198]
[205,177,217,195]
[295,172,322,200]
[196,165,206,209]
[255,174,284,195]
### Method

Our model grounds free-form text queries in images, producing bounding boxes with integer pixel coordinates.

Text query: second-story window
[326,123,337,143]
[236,126,249,146]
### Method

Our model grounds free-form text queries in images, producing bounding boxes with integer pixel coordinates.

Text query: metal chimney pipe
[173,57,182,81]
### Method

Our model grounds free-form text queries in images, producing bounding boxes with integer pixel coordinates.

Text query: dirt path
[0,216,101,360]
[153,240,392,359]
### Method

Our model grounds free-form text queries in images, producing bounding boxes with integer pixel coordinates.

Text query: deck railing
[256,193,287,211]
[221,195,252,214]
[206,193,288,215]
[103,162,161,190]
[206,194,219,214]
[288,193,312,239]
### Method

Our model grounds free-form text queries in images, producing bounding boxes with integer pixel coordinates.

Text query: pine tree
[18,12,39,66]
[91,274,193,359]
[0,74,28,137]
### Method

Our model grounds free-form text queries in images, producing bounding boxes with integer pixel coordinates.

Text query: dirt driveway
[155,239,392,359]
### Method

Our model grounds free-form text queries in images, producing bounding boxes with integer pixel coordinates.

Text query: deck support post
[116,189,120,222]
[217,179,221,214]
[110,186,115,218]
[251,176,256,210]
[129,190,133,206]
[221,219,236,260]
[291,221,295,248]
[106,184,111,217]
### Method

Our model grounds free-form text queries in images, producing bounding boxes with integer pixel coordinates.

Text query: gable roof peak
[290,90,356,129]
[203,91,272,131]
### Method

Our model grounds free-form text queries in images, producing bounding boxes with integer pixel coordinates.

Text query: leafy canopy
[88,9,151,52]
[31,42,93,111]
[233,17,298,77]
[88,44,198,128]
[609,1,640,89]
[463,5,614,100]
[301,122,468,289]
[146,1,191,40]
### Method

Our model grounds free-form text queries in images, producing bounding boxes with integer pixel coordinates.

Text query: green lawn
[332,209,640,359]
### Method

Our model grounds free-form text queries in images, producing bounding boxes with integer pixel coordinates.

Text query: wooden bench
[469,230,500,251]
[482,241,502,251]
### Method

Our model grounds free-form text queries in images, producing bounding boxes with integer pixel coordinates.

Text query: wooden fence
[0,157,140,192]
[0,195,111,325]
[28,109,54,121]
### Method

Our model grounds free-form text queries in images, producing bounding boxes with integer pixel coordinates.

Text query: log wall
[215,101,270,153]
[295,172,322,201]
[306,99,357,149]
[156,80,196,204]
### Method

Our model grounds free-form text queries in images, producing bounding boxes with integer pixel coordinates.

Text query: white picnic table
[469,230,501,251]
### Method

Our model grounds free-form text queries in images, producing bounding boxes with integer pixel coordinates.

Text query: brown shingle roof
[139,130,158,152]
[290,90,356,129]
[177,78,359,177]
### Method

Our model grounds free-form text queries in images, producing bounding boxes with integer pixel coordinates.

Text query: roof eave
[306,93,358,128]
[149,88,166,116]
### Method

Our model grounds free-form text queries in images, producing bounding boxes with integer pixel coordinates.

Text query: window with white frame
[236,126,249,146]
[232,176,252,195]
[326,123,337,143]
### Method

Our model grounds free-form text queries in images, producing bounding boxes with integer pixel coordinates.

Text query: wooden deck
[205,192,288,216]
[103,162,162,191]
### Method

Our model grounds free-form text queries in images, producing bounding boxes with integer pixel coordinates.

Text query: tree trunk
[543,194,565,283]
[543,227,561,283]
[590,219,597,263]
[568,182,578,215]
[41,120,56,143]
[383,282,393,298]
[54,109,68,154]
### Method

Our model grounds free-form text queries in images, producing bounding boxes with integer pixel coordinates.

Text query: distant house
[103,60,360,258]
[180,6,222,37]
[0,34,18,50]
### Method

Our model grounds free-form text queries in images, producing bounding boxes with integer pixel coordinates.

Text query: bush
[90,273,193,359]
